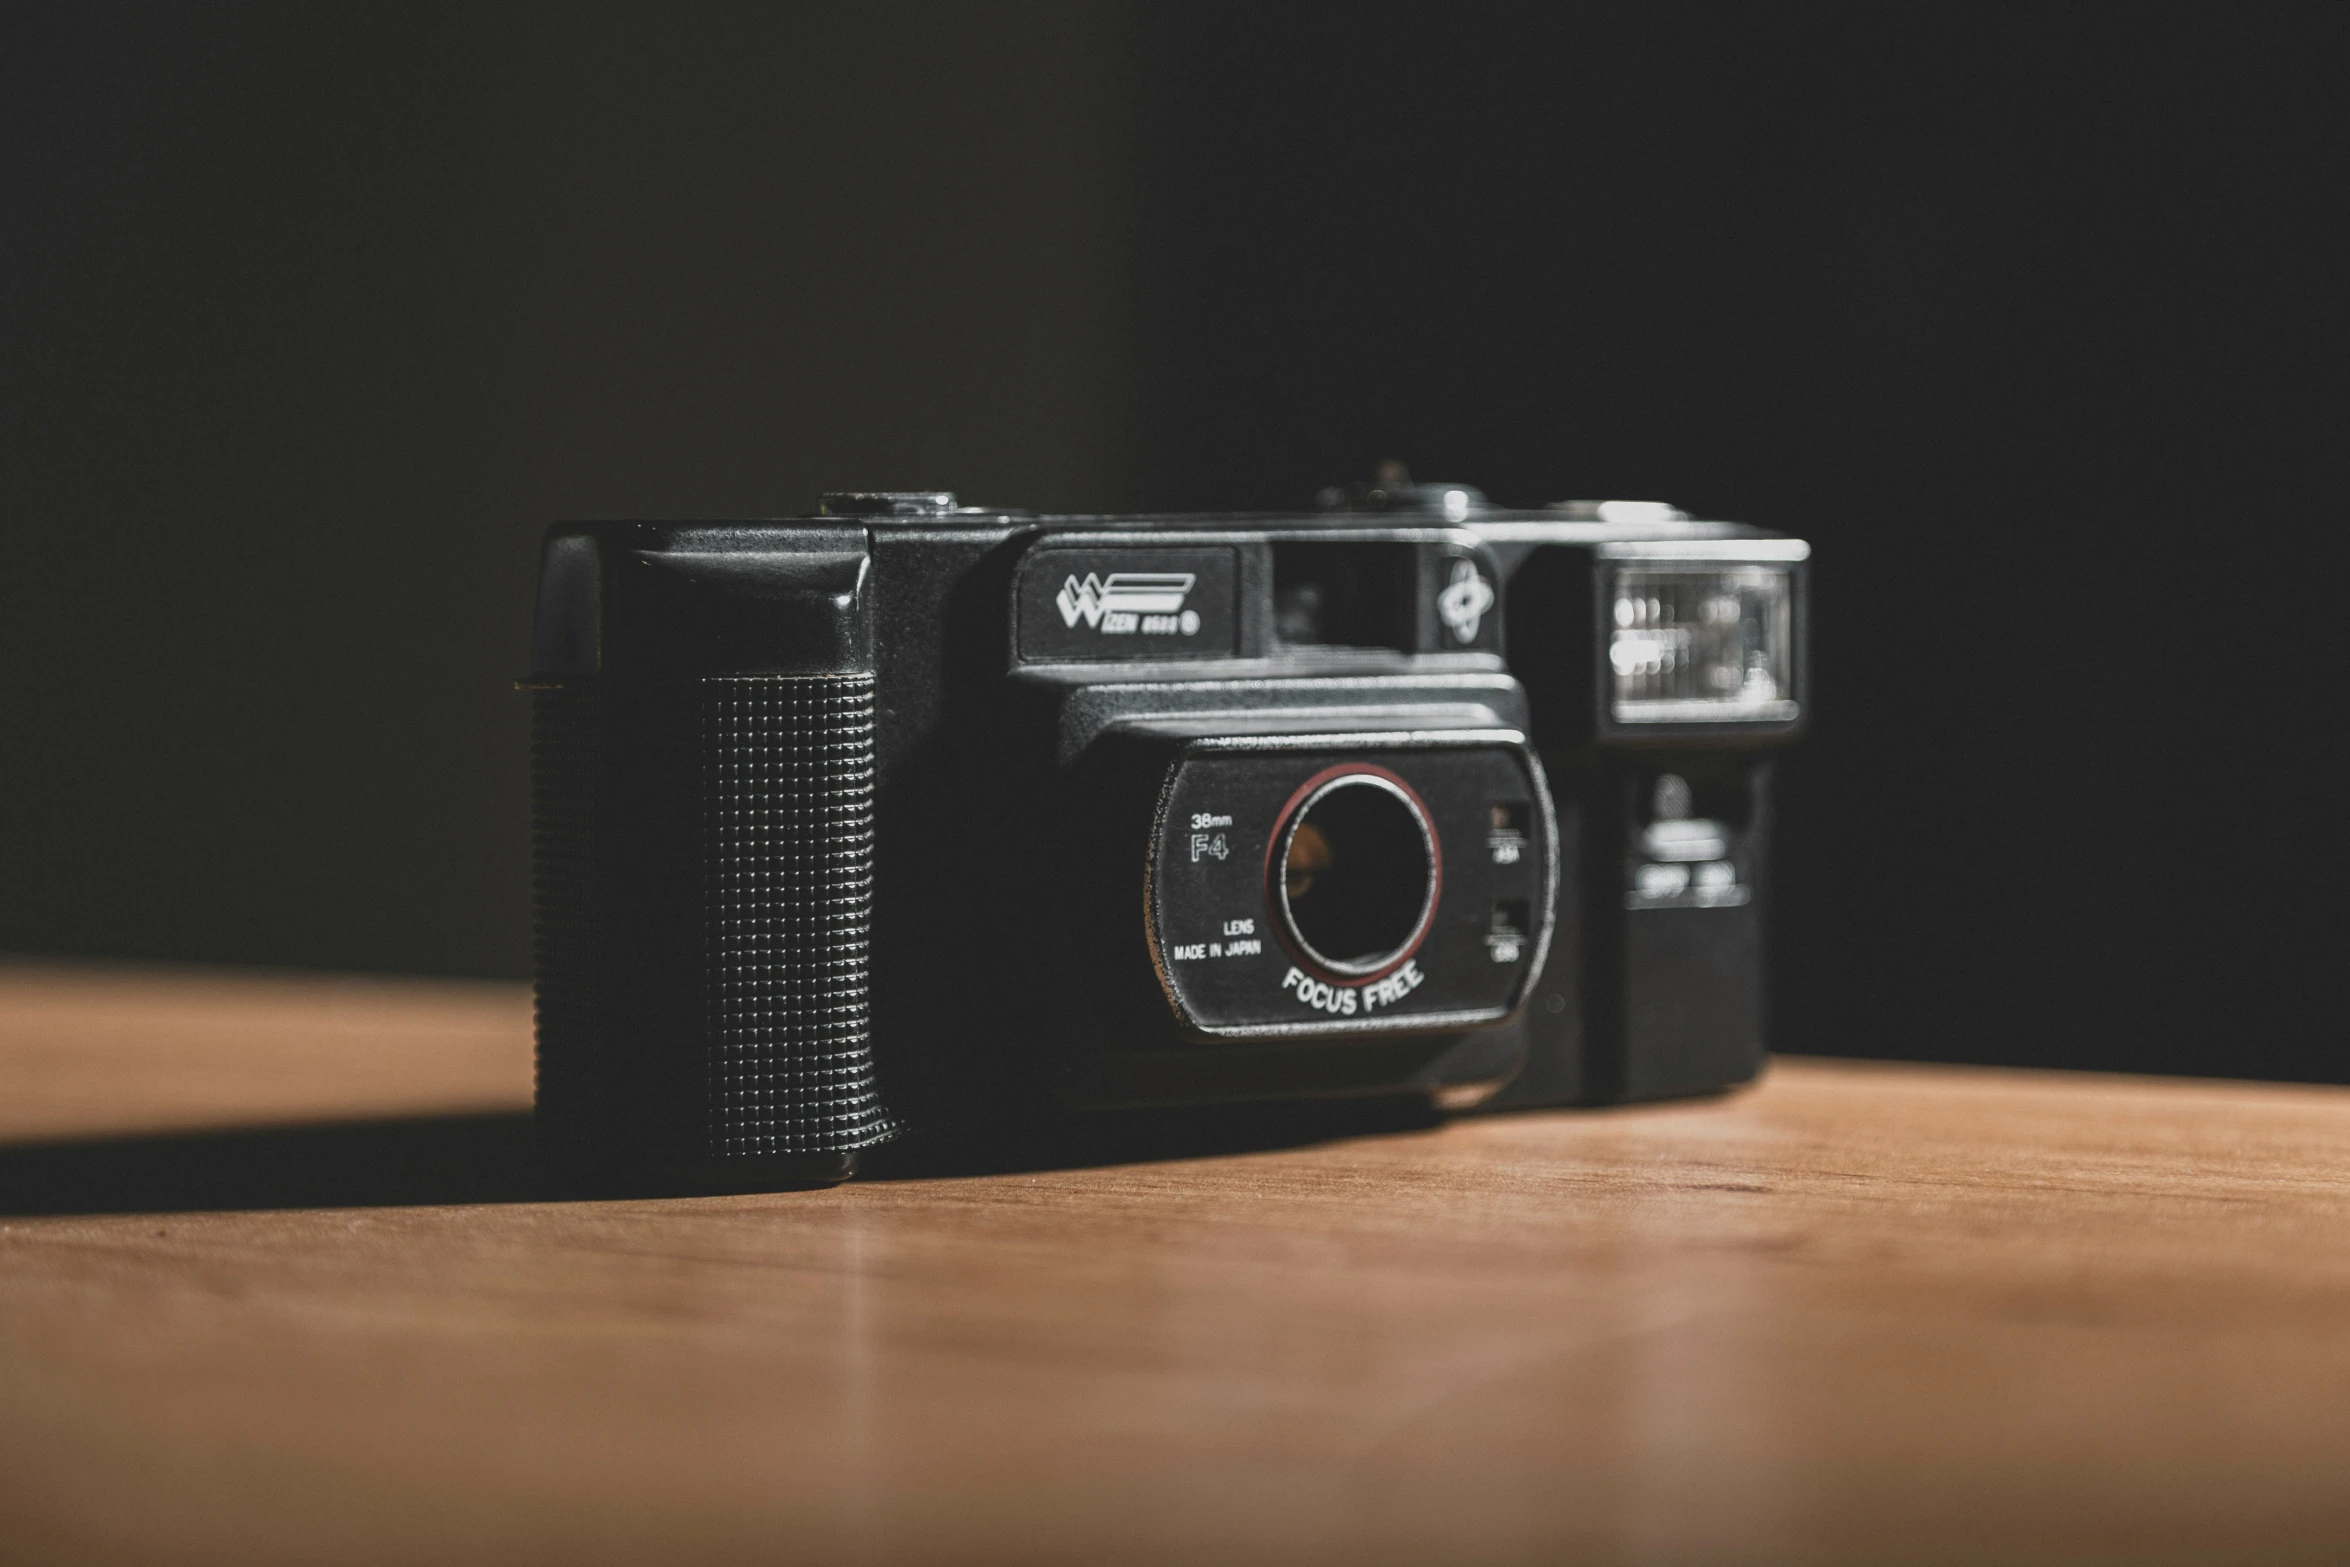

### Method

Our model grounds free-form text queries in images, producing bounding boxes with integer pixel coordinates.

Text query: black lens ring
[1270,769,1441,980]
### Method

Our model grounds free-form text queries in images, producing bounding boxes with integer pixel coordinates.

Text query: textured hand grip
[533,673,897,1185]
[698,675,894,1157]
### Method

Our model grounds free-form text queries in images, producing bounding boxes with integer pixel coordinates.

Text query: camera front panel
[1145,738,1552,1038]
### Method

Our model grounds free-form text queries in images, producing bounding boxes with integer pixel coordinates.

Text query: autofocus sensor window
[1274,772,1438,977]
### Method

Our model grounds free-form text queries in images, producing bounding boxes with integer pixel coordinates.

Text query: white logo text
[1056,572,1202,636]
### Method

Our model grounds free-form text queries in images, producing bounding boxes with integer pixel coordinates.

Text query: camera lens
[1274,772,1438,976]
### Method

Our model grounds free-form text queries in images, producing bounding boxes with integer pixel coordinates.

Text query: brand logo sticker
[1020,546,1236,661]
[1055,572,1203,636]
[1438,558,1496,643]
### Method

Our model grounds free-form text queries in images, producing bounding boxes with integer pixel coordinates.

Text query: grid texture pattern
[699,675,894,1156]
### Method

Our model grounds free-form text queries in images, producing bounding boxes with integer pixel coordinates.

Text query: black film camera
[526,487,1806,1188]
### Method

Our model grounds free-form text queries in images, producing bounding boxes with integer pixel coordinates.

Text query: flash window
[1609,565,1796,725]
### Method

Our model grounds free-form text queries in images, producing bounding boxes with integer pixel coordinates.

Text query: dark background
[3,6,2340,1079]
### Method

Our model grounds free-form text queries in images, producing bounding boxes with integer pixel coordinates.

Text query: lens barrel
[1272,770,1439,978]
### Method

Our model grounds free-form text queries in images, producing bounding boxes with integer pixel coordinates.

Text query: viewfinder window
[1272,543,1416,652]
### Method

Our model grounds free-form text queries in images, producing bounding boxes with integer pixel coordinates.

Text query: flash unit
[1605,547,1804,726]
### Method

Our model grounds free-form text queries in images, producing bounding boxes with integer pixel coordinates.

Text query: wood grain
[2,961,2347,1565]
[0,960,532,1141]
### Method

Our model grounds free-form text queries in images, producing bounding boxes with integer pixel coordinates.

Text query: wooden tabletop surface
[2,960,2346,1566]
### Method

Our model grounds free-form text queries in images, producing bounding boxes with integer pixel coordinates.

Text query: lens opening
[1271,770,1439,978]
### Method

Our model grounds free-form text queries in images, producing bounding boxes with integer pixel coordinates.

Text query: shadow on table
[857,1096,1443,1182]
[0,1098,1445,1216]
[0,1114,543,1216]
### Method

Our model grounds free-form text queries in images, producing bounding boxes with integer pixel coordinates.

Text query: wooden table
[2,961,2346,1565]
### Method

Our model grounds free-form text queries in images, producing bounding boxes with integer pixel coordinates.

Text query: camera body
[527,489,1805,1188]
[528,495,1563,1187]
